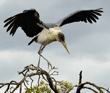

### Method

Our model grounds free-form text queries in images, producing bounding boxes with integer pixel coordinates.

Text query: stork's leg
[37,45,44,68]
[38,45,52,69]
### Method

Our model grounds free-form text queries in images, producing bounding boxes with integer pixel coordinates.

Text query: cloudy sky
[0,0,110,92]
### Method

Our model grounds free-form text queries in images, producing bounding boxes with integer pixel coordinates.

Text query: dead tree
[0,64,110,93]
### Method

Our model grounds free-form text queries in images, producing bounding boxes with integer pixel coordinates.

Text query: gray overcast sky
[0,0,110,92]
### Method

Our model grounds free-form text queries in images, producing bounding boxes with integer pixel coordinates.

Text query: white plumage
[37,27,61,45]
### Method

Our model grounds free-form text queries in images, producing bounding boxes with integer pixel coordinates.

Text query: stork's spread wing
[4,9,44,37]
[57,8,103,27]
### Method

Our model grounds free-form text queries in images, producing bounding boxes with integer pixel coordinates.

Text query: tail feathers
[28,36,38,45]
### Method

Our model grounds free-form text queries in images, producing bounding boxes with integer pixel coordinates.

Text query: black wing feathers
[4,8,103,37]
[4,9,43,37]
[58,8,103,27]
[28,36,38,45]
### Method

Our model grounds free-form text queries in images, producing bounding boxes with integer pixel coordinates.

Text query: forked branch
[75,71,110,93]
[0,64,59,93]
[0,65,110,93]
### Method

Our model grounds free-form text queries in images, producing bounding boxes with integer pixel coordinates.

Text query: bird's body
[37,27,61,46]
[4,8,103,68]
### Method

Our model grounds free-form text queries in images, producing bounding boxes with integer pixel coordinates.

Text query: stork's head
[58,33,70,54]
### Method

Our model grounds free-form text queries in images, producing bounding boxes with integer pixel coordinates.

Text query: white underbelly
[37,27,61,45]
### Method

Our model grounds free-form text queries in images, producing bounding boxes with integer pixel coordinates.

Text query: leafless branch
[0,64,59,93]
[75,71,109,93]
[0,65,110,93]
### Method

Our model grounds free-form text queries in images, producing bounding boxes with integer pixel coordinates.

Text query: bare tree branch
[0,64,59,93]
[76,70,83,93]
[0,65,110,93]
[75,71,109,93]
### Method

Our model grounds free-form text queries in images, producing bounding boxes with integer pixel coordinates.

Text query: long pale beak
[61,40,70,54]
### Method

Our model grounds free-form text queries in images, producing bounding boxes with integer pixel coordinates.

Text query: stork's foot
[46,60,52,69]
[38,54,52,69]
[41,55,52,69]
